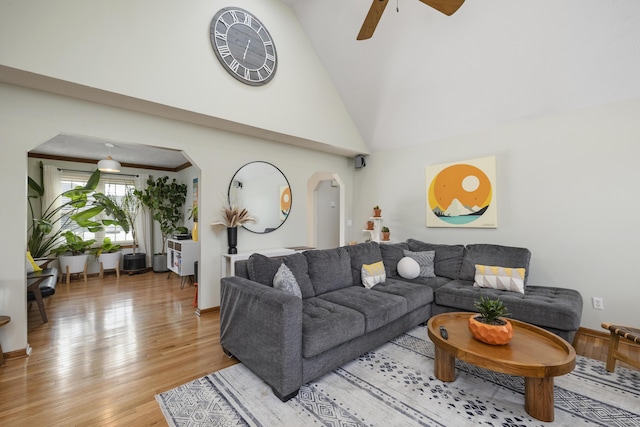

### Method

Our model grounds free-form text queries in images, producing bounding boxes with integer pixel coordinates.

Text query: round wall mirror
[228,161,292,233]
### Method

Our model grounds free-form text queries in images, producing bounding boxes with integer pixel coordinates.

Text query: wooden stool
[601,323,640,372]
[0,315,11,366]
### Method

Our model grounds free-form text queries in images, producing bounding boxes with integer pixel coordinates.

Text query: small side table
[0,315,11,366]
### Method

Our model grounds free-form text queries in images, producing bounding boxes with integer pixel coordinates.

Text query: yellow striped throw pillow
[361,261,386,289]
[474,264,526,294]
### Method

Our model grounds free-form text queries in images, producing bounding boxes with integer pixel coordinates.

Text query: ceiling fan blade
[419,0,465,16]
[357,0,390,40]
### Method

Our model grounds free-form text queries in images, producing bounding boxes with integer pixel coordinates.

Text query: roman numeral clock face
[210,8,277,86]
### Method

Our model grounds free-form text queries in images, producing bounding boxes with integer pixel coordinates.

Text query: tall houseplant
[134,176,187,272]
[27,168,127,258]
[118,188,146,272]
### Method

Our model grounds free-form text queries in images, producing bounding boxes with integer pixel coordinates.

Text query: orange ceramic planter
[468,314,513,345]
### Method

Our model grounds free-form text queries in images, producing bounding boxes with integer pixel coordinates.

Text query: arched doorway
[306,172,345,249]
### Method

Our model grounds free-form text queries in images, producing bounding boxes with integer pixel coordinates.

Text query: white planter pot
[59,254,89,284]
[99,251,121,278]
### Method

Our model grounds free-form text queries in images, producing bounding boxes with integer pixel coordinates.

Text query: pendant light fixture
[97,143,121,172]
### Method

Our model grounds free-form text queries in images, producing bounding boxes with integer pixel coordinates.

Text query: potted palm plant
[107,188,146,273]
[468,295,513,345]
[134,176,187,272]
[28,168,103,258]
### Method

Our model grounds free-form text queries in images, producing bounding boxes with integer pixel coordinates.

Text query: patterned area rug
[156,325,640,426]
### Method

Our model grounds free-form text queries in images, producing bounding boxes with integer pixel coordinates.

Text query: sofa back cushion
[458,244,531,283]
[407,239,465,279]
[344,242,383,286]
[247,253,282,285]
[305,247,352,295]
[246,252,316,298]
[379,242,409,278]
[284,253,315,298]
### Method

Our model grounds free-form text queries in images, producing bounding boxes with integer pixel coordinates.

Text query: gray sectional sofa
[220,240,583,401]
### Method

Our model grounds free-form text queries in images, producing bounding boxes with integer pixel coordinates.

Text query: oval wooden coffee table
[427,312,576,422]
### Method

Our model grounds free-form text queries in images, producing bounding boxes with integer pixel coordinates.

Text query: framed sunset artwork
[425,156,497,228]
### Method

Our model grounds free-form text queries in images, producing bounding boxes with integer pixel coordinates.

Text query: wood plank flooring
[0,271,237,426]
[0,272,638,425]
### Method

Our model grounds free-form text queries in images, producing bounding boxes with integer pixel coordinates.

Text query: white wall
[0,83,355,354]
[353,97,640,331]
[0,0,367,155]
[0,0,364,354]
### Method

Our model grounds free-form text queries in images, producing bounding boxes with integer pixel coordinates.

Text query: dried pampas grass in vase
[212,204,256,254]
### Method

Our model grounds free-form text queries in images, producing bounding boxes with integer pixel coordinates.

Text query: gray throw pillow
[403,249,435,278]
[273,263,302,298]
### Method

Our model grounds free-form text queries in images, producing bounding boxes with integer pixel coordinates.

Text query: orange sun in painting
[280,186,291,216]
[428,164,492,212]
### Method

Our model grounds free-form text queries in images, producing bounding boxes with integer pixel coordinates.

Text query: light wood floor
[0,272,638,426]
[0,271,237,426]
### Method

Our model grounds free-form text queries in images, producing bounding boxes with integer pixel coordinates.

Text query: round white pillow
[397,256,420,279]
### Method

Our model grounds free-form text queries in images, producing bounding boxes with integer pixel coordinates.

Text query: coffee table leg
[524,377,554,422]
[434,345,456,381]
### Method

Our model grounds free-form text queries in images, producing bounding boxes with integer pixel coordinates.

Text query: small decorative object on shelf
[188,205,198,242]
[212,204,256,254]
[468,295,513,345]
[366,220,374,230]
[381,226,390,241]
[373,205,382,217]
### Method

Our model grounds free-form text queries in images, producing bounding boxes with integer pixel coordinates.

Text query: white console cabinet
[167,239,199,285]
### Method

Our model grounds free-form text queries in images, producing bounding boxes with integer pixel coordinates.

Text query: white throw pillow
[361,261,386,289]
[473,264,526,294]
[403,250,435,278]
[397,256,420,279]
[273,263,302,298]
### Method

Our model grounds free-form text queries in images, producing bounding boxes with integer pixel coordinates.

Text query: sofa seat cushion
[302,298,365,358]
[400,275,452,292]
[407,239,465,279]
[318,287,408,333]
[371,278,434,312]
[435,280,583,331]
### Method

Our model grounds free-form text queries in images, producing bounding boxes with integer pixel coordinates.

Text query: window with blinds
[59,170,136,245]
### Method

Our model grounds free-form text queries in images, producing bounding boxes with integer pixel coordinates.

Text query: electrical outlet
[592,297,604,310]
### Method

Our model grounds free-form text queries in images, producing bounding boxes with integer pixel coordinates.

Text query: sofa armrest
[220,275,303,399]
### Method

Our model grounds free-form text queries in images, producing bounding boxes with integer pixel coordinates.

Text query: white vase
[59,254,89,284]
[99,251,121,278]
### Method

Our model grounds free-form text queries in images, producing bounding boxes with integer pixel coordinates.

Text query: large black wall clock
[210,7,278,86]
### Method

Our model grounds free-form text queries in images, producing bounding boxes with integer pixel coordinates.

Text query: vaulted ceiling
[282,0,640,152]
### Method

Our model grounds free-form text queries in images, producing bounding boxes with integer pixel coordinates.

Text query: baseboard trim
[4,344,31,361]
[577,326,609,340]
[195,306,219,316]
